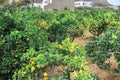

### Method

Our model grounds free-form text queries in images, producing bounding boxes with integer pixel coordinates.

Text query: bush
[12,38,95,80]
[85,26,120,71]
[0,7,49,79]
[47,11,83,43]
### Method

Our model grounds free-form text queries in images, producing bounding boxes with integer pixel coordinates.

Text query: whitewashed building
[74,1,93,8]
[29,0,52,10]
[30,0,74,10]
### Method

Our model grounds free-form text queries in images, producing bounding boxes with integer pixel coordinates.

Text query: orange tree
[0,5,48,79]
[33,10,84,43]
[75,9,116,37]
[85,25,120,71]
[12,38,96,80]
[47,10,83,43]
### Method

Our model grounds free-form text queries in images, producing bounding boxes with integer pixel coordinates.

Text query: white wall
[75,1,92,7]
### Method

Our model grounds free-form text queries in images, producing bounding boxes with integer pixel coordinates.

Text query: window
[90,3,92,5]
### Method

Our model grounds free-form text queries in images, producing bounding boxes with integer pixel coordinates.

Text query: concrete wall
[45,0,75,10]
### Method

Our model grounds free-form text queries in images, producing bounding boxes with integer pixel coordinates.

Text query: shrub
[0,7,49,79]
[12,38,95,80]
[85,26,120,71]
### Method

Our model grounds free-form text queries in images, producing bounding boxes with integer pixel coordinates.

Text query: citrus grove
[0,3,120,80]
